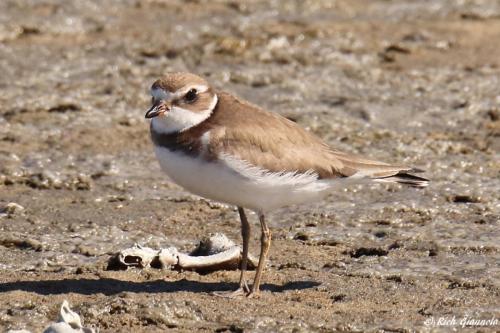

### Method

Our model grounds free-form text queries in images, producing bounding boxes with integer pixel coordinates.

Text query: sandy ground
[0,0,499,332]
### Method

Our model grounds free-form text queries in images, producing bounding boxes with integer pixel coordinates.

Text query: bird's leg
[248,213,271,298]
[212,207,251,298]
[237,207,251,293]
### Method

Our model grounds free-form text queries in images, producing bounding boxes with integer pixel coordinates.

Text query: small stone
[349,247,388,258]
[486,108,499,121]
[0,202,25,216]
[384,44,411,54]
[331,294,347,302]
[74,174,92,191]
[293,232,310,241]
[47,103,81,113]
[451,100,468,109]
[0,237,42,251]
[118,116,138,127]
[75,244,102,257]
[447,195,481,203]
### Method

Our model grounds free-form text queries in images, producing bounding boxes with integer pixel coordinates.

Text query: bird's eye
[184,88,197,103]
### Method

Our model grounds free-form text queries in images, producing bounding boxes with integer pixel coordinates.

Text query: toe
[211,288,247,299]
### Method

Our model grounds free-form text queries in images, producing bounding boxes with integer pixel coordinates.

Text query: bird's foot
[212,281,252,298]
[245,289,260,299]
[212,287,248,298]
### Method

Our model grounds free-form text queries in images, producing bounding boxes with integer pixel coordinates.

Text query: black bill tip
[145,99,167,118]
[145,106,161,118]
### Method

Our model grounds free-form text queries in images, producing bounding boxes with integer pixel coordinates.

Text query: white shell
[117,244,157,268]
[158,247,179,268]
[113,233,256,271]
[43,300,96,333]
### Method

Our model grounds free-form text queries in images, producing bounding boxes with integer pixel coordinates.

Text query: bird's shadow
[0,278,320,296]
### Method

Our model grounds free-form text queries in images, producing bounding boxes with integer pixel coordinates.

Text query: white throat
[151,94,218,134]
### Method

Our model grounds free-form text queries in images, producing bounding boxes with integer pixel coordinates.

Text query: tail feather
[374,171,429,188]
[329,150,429,188]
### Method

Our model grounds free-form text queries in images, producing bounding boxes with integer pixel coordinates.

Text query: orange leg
[248,213,271,297]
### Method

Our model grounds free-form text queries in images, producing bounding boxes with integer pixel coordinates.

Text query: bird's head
[146,72,218,133]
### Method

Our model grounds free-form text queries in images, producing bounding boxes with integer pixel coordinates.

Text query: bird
[144,72,428,298]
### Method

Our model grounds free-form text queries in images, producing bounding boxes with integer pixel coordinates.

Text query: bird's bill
[145,101,167,118]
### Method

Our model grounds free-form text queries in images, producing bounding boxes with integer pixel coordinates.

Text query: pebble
[0,203,25,217]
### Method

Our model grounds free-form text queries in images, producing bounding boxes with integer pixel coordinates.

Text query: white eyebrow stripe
[177,84,209,95]
[151,84,210,101]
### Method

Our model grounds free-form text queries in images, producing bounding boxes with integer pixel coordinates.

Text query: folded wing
[208,92,428,187]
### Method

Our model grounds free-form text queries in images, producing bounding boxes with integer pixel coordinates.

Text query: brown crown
[152,72,209,93]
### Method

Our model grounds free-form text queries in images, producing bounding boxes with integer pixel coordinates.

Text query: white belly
[154,146,339,212]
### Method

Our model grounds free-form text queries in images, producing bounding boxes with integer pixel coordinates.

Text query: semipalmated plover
[145,72,428,297]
